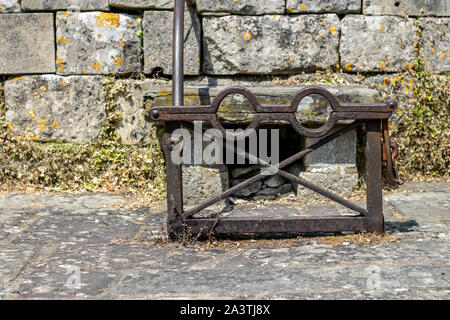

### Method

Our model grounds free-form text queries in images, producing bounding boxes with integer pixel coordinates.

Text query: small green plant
[390,20,449,179]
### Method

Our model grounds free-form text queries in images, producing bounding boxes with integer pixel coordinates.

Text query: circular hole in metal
[294,94,333,129]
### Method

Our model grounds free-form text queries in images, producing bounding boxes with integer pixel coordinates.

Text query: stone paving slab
[0,183,448,300]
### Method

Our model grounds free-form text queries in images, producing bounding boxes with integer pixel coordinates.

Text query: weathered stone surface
[361,73,414,121]
[421,18,450,74]
[1,185,450,299]
[231,179,262,197]
[286,0,361,14]
[56,11,141,75]
[109,0,172,9]
[340,15,416,72]
[112,79,161,144]
[0,13,55,74]
[289,163,359,199]
[0,0,20,13]
[231,165,260,179]
[182,165,229,209]
[143,9,201,75]
[197,0,283,14]
[363,0,450,16]
[144,85,381,124]
[264,175,285,188]
[304,127,357,166]
[5,75,106,142]
[256,183,292,196]
[22,0,109,11]
[385,192,450,223]
[16,270,118,299]
[0,245,35,286]
[203,14,340,75]
[13,214,141,244]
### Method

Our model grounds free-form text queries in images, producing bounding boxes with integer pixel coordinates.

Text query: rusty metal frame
[147,0,399,240]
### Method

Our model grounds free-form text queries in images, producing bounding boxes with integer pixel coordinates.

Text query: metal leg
[365,120,384,233]
[166,0,186,241]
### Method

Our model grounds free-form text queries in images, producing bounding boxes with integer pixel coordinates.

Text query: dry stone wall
[1,0,449,200]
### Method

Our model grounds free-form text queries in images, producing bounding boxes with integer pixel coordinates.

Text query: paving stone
[363,0,450,16]
[196,0,284,14]
[0,212,35,243]
[56,11,141,75]
[21,0,109,11]
[398,182,450,193]
[0,185,449,299]
[421,18,450,74]
[14,270,117,299]
[0,0,20,13]
[143,9,201,75]
[286,0,361,14]
[12,214,141,245]
[109,0,172,9]
[5,75,106,142]
[0,245,35,286]
[385,192,450,223]
[340,15,416,72]
[203,14,340,75]
[115,264,450,296]
[0,192,129,216]
[38,244,227,272]
[0,13,55,74]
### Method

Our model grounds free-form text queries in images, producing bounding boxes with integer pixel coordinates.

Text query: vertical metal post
[165,0,185,240]
[365,120,384,233]
[173,0,185,106]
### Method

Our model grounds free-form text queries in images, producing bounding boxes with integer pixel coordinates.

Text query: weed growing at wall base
[0,77,167,203]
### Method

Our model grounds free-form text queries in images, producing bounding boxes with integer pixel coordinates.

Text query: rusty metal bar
[186,216,367,234]
[365,120,384,233]
[164,0,185,240]
[182,121,363,219]
[173,0,185,107]
[150,1,399,239]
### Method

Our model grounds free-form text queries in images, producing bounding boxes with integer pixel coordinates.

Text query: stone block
[182,165,229,209]
[286,0,360,14]
[289,163,359,199]
[421,18,450,74]
[21,0,109,11]
[5,75,106,143]
[0,0,20,13]
[111,79,165,144]
[203,14,340,75]
[304,126,357,167]
[0,13,55,74]
[109,0,172,9]
[56,11,141,75]
[144,85,381,125]
[340,15,416,72]
[143,9,201,75]
[362,73,414,121]
[363,0,450,16]
[197,0,284,14]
